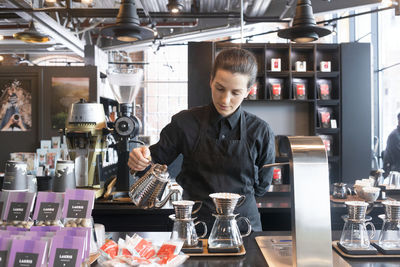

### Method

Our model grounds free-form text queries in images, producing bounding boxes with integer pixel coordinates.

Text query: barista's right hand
[128,146,151,171]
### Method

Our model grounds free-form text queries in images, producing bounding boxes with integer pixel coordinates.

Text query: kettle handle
[366,221,376,240]
[194,220,208,238]
[236,195,246,208]
[236,216,252,237]
[192,201,203,215]
[155,189,181,208]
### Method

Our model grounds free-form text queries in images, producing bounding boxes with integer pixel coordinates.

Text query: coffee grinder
[65,100,108,187]
[107,67,143,191]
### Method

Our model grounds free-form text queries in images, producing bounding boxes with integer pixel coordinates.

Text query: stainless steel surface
[172,200,202,219]
[209,192,246,214]
[129,164,180,209]
[283,136,333,266]
[382,200,400,220]
[255,236,351,267]
[66,102,107,129]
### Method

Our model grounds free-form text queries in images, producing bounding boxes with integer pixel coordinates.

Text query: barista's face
[210,69,252,117]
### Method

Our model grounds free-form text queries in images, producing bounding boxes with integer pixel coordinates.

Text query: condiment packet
[155,240,184,265]
[2,192,35,230]
[62,189,95,225]
[125,234,156,259]
[118,238,132,257]
[100,240,118,260]
[0,237,13,267]
[33,192,64,227]
[7,239,47,267]
[48,235,85,267]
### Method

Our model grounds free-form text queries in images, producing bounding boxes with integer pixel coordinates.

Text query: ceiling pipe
[5,0,85,57]
[0,8,286,22]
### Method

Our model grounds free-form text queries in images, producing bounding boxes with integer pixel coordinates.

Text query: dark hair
[211,48,258,88]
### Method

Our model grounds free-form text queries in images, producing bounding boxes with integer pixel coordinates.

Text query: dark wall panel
[188,42,214,108]
[341,43,372,182]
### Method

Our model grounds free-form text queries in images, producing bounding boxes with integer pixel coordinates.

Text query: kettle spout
[155,189,181,208]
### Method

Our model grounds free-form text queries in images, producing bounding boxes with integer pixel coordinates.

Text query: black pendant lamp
[101,0,154,42]
[167,0,184,13]
[278,0,331,43]
[13,21,50,43]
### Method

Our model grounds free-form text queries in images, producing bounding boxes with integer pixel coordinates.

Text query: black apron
[176,108,262,232]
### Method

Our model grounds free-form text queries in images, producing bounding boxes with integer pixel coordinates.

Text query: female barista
[128,48,275,231]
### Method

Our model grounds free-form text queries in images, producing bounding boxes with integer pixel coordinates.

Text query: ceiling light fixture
[278,0,331,43]
[13,21,50,43]
[100,0,154,42]
[167,0,184,14]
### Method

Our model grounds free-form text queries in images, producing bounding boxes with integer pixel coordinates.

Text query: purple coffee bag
[62,189,94,219]
[7,239,46,267]
[3,192,35,222]
[0,237,12,267]
[33,192,64,223]
[48,235,85,267]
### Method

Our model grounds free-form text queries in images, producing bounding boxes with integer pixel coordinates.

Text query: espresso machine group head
[107,67,143,191]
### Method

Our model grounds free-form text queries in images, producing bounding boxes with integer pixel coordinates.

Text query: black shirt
[149,103,275,196]
[384,126,400,175]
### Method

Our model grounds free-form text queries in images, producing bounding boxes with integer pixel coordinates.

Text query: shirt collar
[209,103,242,129]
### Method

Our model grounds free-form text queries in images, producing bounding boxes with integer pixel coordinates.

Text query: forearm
[254,132,275,196]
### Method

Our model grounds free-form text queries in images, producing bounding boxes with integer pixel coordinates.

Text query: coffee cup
[362,187,380,203]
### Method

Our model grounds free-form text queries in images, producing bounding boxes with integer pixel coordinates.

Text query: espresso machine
[65,100,108,187]
[107,67,143,191]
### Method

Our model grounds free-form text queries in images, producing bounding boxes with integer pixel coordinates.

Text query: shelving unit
[214,43,341,182]
[188,42,371,184]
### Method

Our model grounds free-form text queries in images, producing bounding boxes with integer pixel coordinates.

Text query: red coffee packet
[100,240,118,259]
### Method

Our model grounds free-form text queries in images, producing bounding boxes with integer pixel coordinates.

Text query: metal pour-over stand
[107,67,143,191]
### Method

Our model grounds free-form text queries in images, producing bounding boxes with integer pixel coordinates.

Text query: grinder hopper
[107,67,144,191]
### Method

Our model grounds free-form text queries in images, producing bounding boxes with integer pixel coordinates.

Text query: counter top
[93,194,387,232]
[94,231,400,267]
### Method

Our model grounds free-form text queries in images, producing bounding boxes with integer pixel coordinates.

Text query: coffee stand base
[333,241,400,258]
[184,239,245,256]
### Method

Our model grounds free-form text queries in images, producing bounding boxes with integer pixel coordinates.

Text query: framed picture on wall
[51,77,89,130]
[0,79,32,132]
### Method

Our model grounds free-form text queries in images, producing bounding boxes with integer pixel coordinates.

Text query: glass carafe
[208,214,251,249]
[377,200,400,249]
[169,215,207,247]
[339,215,375,249]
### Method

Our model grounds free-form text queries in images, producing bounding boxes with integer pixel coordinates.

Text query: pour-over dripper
[107,67,143,105]
[209,193,246,215]
[377,201,400,249]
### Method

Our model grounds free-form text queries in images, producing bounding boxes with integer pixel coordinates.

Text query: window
[379,9,400,151]
[143,45,188,144]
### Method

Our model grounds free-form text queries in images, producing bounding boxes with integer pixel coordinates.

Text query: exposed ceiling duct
[0,0,386,55]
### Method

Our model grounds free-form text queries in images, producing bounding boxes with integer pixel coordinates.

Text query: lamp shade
[167,0,184,13]
[101,0,154,42]
[13,21,50,43]
[278,0,331,43]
